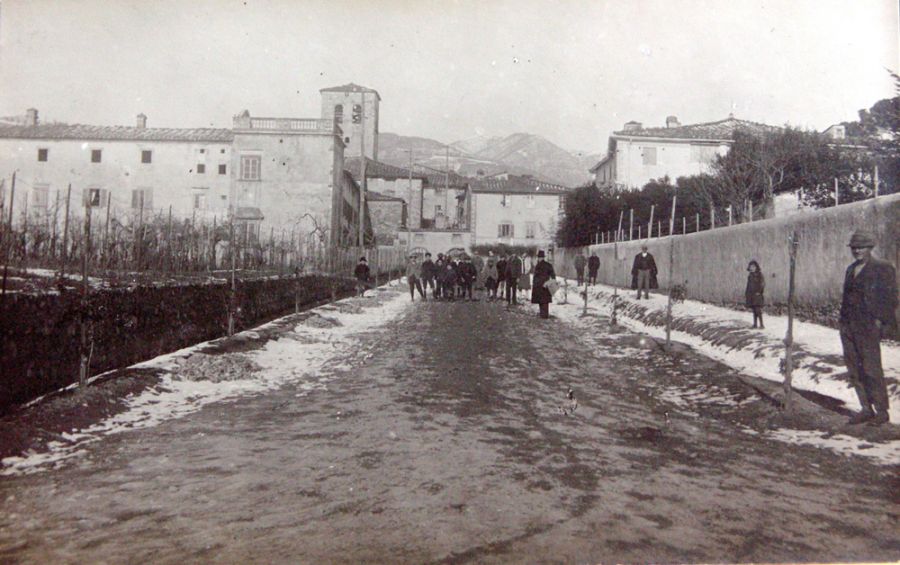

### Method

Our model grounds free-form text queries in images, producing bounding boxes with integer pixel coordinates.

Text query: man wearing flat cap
[840,230,898,425]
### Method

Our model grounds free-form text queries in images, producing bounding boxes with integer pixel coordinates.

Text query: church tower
[320,83,380,160]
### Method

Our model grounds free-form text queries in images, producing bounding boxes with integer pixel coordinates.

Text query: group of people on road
[400,250,557,319]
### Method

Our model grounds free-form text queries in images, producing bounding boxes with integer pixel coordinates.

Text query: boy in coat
[506,253,523,305]
[354,257,370,296]
[588,253,600,285]
[840,230,898,425]
[421,252,437,299]
[574,253,587,286]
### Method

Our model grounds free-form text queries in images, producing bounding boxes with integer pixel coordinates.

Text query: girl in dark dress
[745,260,765,328]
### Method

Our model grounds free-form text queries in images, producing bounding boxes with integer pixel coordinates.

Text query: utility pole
[647,205,655,240]
[783,231,800,416]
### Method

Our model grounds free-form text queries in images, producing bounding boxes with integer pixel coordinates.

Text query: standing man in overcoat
[631,245,658,299]
[574,253,587,286]
[840,230,898,425]
[531,250,556,319]
[421,252,437,299]
[588,253,600,285]
[505,253,523,305]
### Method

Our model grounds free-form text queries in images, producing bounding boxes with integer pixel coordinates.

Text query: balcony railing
[243,117,341,135]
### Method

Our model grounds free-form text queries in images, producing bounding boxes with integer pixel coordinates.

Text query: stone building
[590,115,780,190]
[470,175,568,249]
[320,83,380,160]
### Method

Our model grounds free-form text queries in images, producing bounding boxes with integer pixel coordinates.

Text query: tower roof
[320,83,381,100]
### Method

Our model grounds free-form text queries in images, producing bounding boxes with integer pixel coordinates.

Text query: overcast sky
[0,0,897,153]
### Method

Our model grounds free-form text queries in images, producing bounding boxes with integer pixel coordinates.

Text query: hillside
[378,132,600,187]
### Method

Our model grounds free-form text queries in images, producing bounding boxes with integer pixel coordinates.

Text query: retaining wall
[0,275,358,414]
[556,194,899,309]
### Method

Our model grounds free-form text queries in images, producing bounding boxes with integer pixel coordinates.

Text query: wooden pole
[727,206,732,227]
[210,215,217,271]
[51,189,60,259]
[696,212,699,232]
[103,192,111,268]
[749,200,754,222]
[665,195,677,349]
[358,91,367,247]
[834,177,839,206]
[628,209,634,241]
[166,205,173,273]
[228,209,236,336]
[783,231,800,415]
[874,165,880,197]
[61,183,71,277]
[710,204,715,229]
[136,191,144,271]
[79,198,92,387]
[1,172,16,299]
[682,216,685,235]
[647,205,655,240]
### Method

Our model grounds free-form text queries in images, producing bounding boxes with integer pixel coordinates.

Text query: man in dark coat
[574,253,587,286]
[434,254,446,299]
[496,255,508,298]
[458,255,476,300]
[439,261,457,301]
[421,252,437,299]
[840,230,898,425]
[631,245,658,299]
[531,250,556,319]
[505,253,523,305]
[588,253,600,285]
[354,256,370,296]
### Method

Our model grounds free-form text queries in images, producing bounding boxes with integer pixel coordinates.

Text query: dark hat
[537,250,546,258]
[359,256,367,262]
[425,252,432,257]
[848,230,876,248]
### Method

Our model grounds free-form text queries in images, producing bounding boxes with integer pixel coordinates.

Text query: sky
[0,0,897,153]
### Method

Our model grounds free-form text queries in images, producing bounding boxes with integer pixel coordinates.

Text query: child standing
[745,260,765,328]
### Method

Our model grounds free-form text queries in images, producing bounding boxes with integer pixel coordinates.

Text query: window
[498,223,514,238]
[193,193,208,210]
[37,148,48,162]
[197,163,206,174]
[352,104,362,124]
[642,147,657,166]
[434,204,443,216]
[240,155,261,180]
[218,164,227,175]
[86,188,103,207]
[32,184,49,208]
[141,150,152,164]
[220,148,226,154]
[131,188,152,210]
[559,195,566,209]
[690,145,716,164]
[91,149,102,163]
[526,194,535,208]
[334,104,344,124]
[501,193,511,207]
[525,222,537,239]
[200,148,206,154]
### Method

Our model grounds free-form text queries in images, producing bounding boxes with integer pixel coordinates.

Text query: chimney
[233,109,251,129]
[666,115,680,128]
[136,113,147,128]
[623,121,642,132]
[25,108,39,127]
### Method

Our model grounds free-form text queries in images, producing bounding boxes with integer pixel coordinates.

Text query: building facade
[590,115,779,190]
[470,175,568,249]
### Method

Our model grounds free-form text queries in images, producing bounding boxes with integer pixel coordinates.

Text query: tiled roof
[0,123,234,143]
[367,190,405,203]
[319,83,381,100]
[413,166,470,189]
[345,157,428,181]
[613,116,780,141]
[471,175,570,195]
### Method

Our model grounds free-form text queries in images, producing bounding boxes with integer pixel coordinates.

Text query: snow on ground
[550,279,900,465]
[1,284,410,476]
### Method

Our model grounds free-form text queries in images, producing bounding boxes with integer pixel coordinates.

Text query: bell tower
[320,83,380,160]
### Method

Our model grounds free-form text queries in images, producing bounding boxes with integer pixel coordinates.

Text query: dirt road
[1,289,898,563]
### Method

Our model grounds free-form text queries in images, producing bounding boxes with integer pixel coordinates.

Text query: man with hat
[531,250,556,319]
[354,256,370,296]
[421,252,437,299]
[405,254,426,301]
[840,230,897,425]
[631,244,658,299]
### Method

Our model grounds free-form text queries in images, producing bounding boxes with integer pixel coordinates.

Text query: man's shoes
[867,412,890,426]
[848,410,875,425]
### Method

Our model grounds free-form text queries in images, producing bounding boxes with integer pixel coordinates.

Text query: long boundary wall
[556,194,899,309]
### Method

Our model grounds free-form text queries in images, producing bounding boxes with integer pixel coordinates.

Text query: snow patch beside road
[1,286,410,476]
[550,280,900,465]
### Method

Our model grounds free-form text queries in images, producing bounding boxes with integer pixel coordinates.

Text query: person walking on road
[505,253,523,305]
[745,260,765,328]
[631,245,658,299]
[406,255,426,301]
[588,253,600,285]
[532,250,556,319]
[518,252,533,301]
[840,230,898,426]
[421,252,437,299]
[354,256,370,296]
[574,253,587,286]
